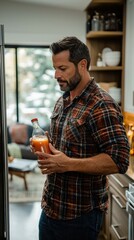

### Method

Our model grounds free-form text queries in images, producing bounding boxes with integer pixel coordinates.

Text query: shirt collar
[63,77,96,103]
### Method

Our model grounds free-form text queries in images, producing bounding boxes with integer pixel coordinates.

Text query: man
[34,36,130,240]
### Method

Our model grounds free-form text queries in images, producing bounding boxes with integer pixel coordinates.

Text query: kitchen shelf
[86,0,126,110]
[90,66,123,71]
[86,31,123,38]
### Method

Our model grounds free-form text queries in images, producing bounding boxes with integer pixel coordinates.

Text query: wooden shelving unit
[86,0,126,110]
[86,1,127,239]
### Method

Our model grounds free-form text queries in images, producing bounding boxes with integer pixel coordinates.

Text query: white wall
[0,1,86,45]
[124,0,134,112]
[1,0,134,113]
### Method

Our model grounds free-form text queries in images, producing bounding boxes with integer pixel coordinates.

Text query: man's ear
[79,59,87,71]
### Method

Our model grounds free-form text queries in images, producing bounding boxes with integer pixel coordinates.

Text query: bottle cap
[31,118,38,123]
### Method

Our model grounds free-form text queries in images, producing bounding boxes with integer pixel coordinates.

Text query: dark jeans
[39,208,104,240]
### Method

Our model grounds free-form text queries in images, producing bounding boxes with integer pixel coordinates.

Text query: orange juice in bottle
[31,118,51,153]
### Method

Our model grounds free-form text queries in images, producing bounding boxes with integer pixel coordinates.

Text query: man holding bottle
[31,36,130,240]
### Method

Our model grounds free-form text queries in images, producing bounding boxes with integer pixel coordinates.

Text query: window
[5,48,16,124]
[5,46,61,128]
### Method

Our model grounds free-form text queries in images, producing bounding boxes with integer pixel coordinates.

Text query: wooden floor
[9,202,105,240]
[9,202,41,240]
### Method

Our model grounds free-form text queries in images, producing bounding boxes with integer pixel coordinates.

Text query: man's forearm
[68,153,119,175]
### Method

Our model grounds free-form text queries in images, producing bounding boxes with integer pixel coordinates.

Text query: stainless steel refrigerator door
[0,25,10,240]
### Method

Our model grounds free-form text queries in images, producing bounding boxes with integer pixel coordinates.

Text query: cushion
[9,124,28,145]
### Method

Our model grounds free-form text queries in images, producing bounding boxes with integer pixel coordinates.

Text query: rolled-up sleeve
[90,101,130,174]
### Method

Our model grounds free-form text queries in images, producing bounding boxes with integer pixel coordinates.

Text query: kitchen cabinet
[99,171,134,240]
[108,174,131,240]
[85,0,126,110]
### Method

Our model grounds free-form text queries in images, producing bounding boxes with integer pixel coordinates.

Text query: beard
[57,69,81,92]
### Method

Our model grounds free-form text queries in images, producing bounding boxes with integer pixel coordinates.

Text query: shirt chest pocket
[50,112,60,139]
[63,118,87,143]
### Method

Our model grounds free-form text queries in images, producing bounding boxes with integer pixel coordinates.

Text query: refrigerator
[0,25,10,239]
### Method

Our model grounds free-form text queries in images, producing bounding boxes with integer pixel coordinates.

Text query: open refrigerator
[0,25,10,239]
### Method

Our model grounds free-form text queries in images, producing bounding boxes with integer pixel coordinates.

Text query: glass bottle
[31,118,51,153]
[91,12,100,31]
[110,13,117,31]
[99,15,105,31]
[105,13,111,31]
[86,14,91,33]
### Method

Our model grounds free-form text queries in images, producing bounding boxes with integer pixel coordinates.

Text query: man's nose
[55,69,62,79]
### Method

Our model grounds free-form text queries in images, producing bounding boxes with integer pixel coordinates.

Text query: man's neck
[70,74,91,101]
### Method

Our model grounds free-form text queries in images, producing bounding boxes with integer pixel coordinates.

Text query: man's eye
[60,68,66,71]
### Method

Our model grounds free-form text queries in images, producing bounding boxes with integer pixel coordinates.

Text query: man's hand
[36,143,71,174]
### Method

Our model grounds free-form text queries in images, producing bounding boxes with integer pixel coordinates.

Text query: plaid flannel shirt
[41,79,130,220]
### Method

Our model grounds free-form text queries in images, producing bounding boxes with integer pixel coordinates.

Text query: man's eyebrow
[53,65,67,69]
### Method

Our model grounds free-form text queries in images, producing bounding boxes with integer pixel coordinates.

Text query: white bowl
[102,47,112,65]
[105,51,121,66]
[106,51,120,56]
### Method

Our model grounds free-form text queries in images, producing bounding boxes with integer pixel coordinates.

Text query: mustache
[57,78,68,83]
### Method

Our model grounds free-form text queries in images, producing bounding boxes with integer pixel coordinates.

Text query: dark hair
[50,36,90,70]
